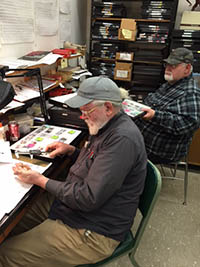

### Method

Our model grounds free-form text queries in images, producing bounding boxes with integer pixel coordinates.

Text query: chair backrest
[76,161,162,267]
[131,160,162,256]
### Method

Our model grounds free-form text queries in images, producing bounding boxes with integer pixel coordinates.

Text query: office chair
[76,160,162,267]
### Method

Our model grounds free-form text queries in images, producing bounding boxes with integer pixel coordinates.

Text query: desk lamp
[0,66,49,122]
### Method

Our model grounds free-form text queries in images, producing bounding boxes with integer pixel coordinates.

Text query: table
[0,129,87,244]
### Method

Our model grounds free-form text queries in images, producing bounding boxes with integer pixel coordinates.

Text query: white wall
[71,0,87,45]
[0,0,87,59]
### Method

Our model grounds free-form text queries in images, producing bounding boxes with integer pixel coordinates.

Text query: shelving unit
[88,0,179,101]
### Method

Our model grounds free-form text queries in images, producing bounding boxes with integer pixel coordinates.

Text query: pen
[89,151,94,159]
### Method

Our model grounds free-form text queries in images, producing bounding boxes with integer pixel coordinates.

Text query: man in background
[135,48,200,164]
[0,76,147,267]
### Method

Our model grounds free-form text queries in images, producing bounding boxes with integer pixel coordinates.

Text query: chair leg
[129,252,141,267]
[172,163,177,177]
[183,161,188,205]
[159,159,189,205]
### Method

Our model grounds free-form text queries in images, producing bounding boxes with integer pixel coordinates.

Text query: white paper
[59,14,71,43]
[0,159,52,220]
[0,141,13,163]
[35,0,58,36]
[14,87,40,102]
[116,70,128,78]
[0,53,63,69]
[0,101,25,114]
[0,58,39,70]
[0,0,34,44]
[37,52,63,65]
[50,92,77,104]
[72,71,92,80]
[119,53,132,61]
[17,78,57,91]
[59,0,71,14]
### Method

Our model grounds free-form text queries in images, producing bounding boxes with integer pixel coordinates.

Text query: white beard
[86,121,100,135]
[86,119,107,135]
[164,73,174,82]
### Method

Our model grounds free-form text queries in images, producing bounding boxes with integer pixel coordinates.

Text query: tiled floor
[106,166,200,267]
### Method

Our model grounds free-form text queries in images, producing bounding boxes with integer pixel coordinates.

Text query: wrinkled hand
[13,163,48,188]
[45,142,75,158]
[142,108,155,120]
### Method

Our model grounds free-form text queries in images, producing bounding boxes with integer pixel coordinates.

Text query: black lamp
[0,66,49,122]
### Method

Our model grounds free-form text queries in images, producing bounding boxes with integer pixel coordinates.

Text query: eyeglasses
[163,63,185,69]
[80,105,99,117]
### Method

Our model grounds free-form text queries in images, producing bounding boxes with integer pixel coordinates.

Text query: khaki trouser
[0,192,119,267]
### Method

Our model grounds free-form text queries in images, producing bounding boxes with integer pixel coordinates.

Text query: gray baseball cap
[65,76,122,108]
[164,48,193,65]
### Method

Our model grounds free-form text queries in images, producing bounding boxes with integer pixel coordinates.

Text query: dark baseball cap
[65,76,122,108]
[164,48,193,65]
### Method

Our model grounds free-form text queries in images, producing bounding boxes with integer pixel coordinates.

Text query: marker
[89,151,94,159]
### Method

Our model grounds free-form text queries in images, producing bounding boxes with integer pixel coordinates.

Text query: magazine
[18,51,50,61]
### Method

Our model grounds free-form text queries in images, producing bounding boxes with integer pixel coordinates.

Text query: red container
[8,121,20,142]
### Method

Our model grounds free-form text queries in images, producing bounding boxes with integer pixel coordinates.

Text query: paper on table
[37,53,63,65]
[0,159,52,221]
[72,70,92,80]
[50,92,77,104]
[0,58,39,70]
[0,100,25,114]
[14,87,40,102]
[0,141,13,163]
[0,53,63,70]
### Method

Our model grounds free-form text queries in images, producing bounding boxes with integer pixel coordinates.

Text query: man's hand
[45,142,76,158]
[142,108,155,120]
[12,163,49,189]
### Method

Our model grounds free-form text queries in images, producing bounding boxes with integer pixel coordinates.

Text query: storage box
[116,52,134,61]
[180,11,200,31]
[114,62,132,81]
[118,19,137,41]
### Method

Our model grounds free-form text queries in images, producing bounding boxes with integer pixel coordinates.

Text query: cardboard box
[114,62,132,81]
[121,19,137,30]
[180,11,200,31]
[118,19,137,41]
[116,52,134,61]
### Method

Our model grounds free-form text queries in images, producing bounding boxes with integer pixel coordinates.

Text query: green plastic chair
[76,160,162,267]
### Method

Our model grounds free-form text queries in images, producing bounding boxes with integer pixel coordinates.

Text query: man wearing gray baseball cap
[0,76,147,266]
[135,47,200,164]
[66,76,123,108]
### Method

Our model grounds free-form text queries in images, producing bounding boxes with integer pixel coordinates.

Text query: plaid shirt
[135,74,200,162]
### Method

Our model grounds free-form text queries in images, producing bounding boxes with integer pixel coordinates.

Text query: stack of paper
[0,142,51,220]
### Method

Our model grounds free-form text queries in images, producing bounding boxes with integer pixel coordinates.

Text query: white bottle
[0,123,6,141]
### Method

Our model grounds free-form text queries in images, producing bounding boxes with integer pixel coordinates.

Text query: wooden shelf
[93,17,170,23]
[91,57,162,65]
[91,57,115,62]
